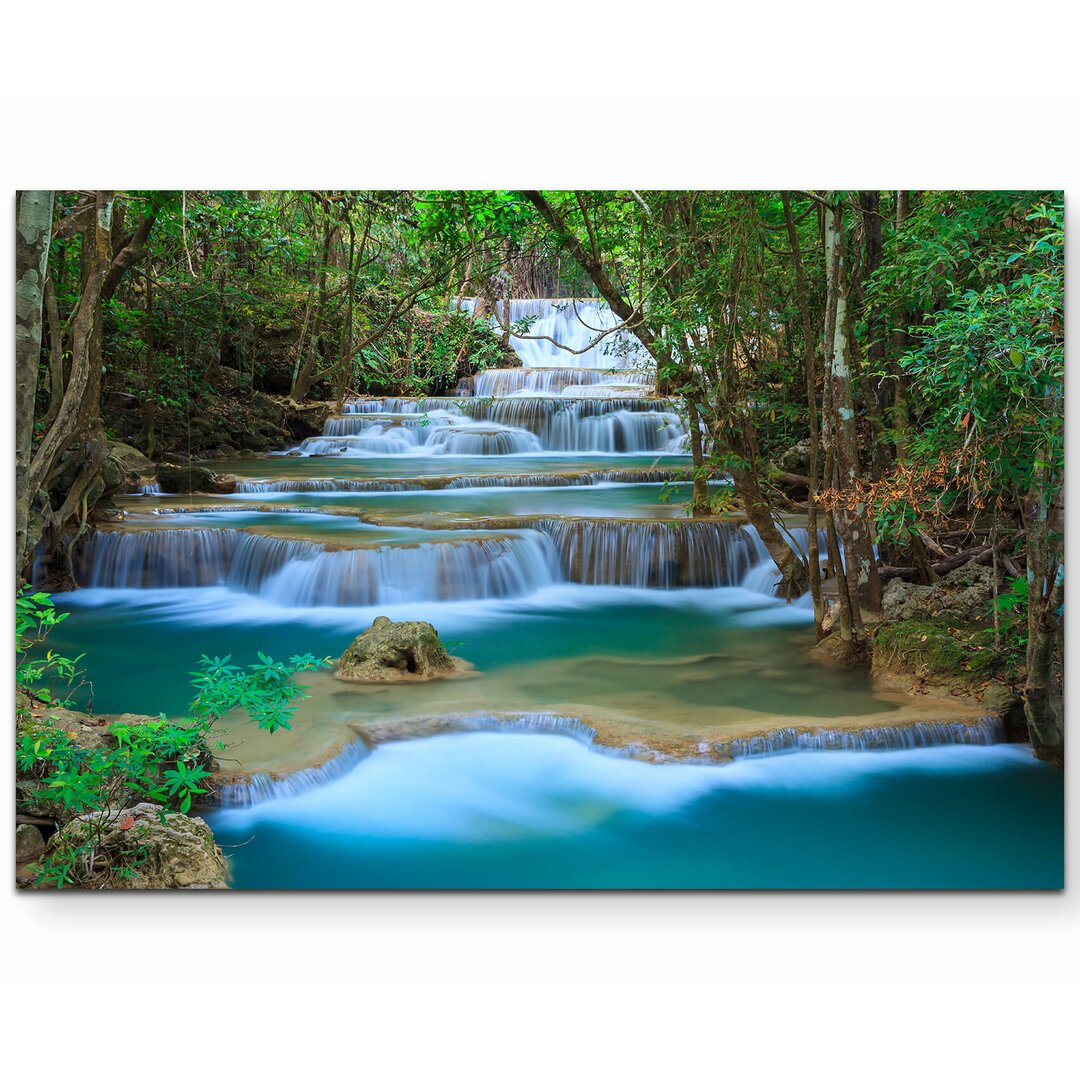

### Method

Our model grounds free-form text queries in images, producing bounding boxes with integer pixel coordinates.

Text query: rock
[777,438,813,477]
[15,824,46,863]
[881,563,994,624]
[156,462,227,494]
[337,616,464,683]
[980,683,1028,740]
[106,440,155,486]
[56,803,229,889]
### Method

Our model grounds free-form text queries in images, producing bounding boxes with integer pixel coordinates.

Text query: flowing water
[42,298,1064,889]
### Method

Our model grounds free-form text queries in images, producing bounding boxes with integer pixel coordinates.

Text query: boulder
[56,803,228,889]
[881,563,994,623]
[337,616,465,683]
[156,462,229,494]
[106,440,155,486]
[777,438,814,477]
[15,824,46,863]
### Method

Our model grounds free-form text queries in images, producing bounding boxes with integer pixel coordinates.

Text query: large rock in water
[57,803,228,889]
[337,616,462,683]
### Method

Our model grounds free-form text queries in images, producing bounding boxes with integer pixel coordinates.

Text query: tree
[15,191,54,585]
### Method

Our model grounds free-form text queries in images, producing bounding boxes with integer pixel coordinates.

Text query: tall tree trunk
[15,191,55,585]
[824,197,882,626]
[782,192,825,633]
[1022,480,1064,762]
[686,397,710,515]
[24,193,153,581]
[143,269,157,456]
[291,208,332,402]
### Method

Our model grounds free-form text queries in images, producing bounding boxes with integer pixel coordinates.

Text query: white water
[301,401,686,457]
[209,732,1023,837]
[73,519,782,600]
[461,297,652,370]
[468,367,652,398]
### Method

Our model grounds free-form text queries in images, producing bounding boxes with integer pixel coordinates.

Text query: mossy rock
[56,803,228,889]
[871,617,1019,690]
[336,616,467,683]
[156,462,229,494]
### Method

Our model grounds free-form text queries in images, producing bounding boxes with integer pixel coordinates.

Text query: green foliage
[189,651,331,734]
[869,192,1064,513]
[16,598,332,887]
[16,592,83,708]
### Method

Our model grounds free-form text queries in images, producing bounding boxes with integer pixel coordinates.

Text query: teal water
[203,452,693,480]
[128,481,702,519]
[207,734,1064,889]
[46,585,870,721]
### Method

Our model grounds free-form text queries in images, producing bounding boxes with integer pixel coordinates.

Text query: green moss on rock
[337,616,463,683]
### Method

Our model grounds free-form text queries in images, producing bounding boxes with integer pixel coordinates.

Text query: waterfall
[74,528,561,605]
[535,519,765,589]
[73,517,787,599]
[235,479,425,493]
[467,367,653,398]
[311,398,687,456]
[442,469,686,489]
[720,717,1006,758]
[232,469,692,494]
[212,741,373,806]
[422,424,543,456]
[460,297,653,370]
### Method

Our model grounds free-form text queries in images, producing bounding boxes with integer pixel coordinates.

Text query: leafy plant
[16,592,84,709]
[16,600,332,887]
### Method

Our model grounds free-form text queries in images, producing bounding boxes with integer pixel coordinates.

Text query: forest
[13,189,1064,890]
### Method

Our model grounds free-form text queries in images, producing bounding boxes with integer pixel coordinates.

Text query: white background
[3,2,1077,1076]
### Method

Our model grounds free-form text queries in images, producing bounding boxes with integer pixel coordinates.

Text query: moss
[872,617,1022,688]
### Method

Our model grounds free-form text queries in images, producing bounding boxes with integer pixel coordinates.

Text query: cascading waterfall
[70,519,788,600]
[535,519,769,589]
[73,528,561,605]
[303,398,686,456]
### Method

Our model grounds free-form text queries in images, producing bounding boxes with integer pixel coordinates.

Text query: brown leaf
[118,816,135,831]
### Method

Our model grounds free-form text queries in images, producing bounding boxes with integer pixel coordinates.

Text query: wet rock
[16,824,46,863]
[56,803,228,889]
[337,616,464,683]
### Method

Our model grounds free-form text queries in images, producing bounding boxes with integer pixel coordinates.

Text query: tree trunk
[824,198,882,624]
[15,191,55,583]
[686,397,710,515]
[143,269,157,456]
[1022,483,1064,762]
[23,193,153,581]
[291,208,333,402]
[781,192,825,633]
